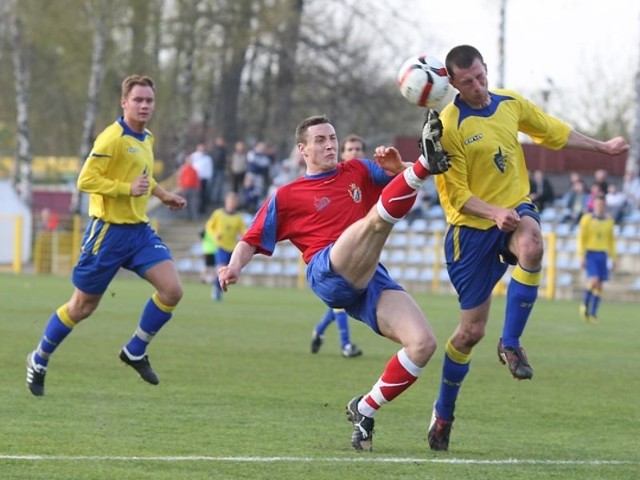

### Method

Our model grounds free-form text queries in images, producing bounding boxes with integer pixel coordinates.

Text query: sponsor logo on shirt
[314,196,330,211]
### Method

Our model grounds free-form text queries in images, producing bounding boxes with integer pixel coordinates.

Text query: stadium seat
[428,219,447,232]
[244,260,267,275]
[540,207,560,223]
[388,233,409,248]
[410,218,428,232]
[554,223,571,236]
[389,249,408,264]
[400,267,420,281]
[394,219,409,232]
[425,205,445,219]
[556,273,573,287]
[620,224,638,238]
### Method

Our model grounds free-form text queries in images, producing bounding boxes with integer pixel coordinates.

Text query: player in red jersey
[219,113,449,451]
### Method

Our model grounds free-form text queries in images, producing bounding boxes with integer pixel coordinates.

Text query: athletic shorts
[444,202,540,309]
[204,253,216,267]
[306,245,404,335]
[72,219,173,295]
[585,251,609,282]
[215,248,232,266]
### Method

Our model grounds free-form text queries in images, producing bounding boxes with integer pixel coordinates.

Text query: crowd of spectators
[176,138,640,234]
[555,169,640,230]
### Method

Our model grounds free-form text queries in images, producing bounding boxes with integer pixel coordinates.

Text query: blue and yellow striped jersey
[436,89,571,229]
[577,213,616,259]
[77,117,158,224]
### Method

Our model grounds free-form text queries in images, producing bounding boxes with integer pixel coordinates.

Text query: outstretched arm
[565,131,629,155]
[218,240,257,291]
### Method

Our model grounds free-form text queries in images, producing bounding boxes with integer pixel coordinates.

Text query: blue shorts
[306,245,404,335]
[585,251,609,281]
[215,248,232,266]
[445,202,540,309]
[72,219,173,295]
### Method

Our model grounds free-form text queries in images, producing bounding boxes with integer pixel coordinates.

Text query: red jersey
[242,159,393,263]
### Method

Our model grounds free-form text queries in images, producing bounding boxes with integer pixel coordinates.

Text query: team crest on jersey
[348,183,362,203]
[493,147,507,173]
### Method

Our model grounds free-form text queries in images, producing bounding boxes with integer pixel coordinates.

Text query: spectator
[529,169,555,212]
[190,143,213,216]
[210,136,228,208]
[39,207,59,232]
[560,179,588,229]
[585,182,604,213]
[246,142,272,203]
[622,171,640,212]
[177,155,200,220]
[605,183,628,225]
[229,141,248,195]
[241,171,261,214]
[593,169,609,196]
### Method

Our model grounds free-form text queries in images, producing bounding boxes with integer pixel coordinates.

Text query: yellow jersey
[77,118,158,224]
[436,89,571,229]
[205,208,247,252]
[577,212,616,260]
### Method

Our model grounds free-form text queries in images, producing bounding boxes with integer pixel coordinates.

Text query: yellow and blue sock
[34,304,75,367]
[502,264,540,347]
[589,287,601,317]
[125,293,174,357]
[435,339,472,421]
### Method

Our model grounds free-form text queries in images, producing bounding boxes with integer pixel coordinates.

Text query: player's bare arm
[565,130,629,155]
[152,185,186,210]
[461,196,521,232]
[218,241,257,291]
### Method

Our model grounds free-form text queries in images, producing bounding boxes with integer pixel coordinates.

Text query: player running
[26,75,186,396]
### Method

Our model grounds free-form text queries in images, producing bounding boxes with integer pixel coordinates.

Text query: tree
[79,0,110,166]
[8,0,32,204]
[628,12,640,176]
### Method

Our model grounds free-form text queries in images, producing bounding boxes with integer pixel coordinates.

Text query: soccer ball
[397,55,451,108]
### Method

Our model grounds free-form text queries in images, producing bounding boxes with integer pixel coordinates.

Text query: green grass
[0,273,638,479]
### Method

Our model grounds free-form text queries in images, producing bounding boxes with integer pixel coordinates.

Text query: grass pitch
[0,273,638,479]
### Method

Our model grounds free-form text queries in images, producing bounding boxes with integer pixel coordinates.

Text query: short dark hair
[341,134,366,153]
[295,115,330,144]
[445,45,484,79]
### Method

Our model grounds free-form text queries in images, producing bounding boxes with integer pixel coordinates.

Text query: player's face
[121,84,155,132]
[450,58,490,109]
[593,198,606,216]
[299,123,338,174]
[341,140,364,162]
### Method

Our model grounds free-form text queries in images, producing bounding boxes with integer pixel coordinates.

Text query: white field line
[0,455,634,465]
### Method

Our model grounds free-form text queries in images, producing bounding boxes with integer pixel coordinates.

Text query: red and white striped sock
[376,157,431,222]
[358,349,423,417]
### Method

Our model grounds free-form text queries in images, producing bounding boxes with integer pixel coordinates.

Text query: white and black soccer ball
[397,54,451,108]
